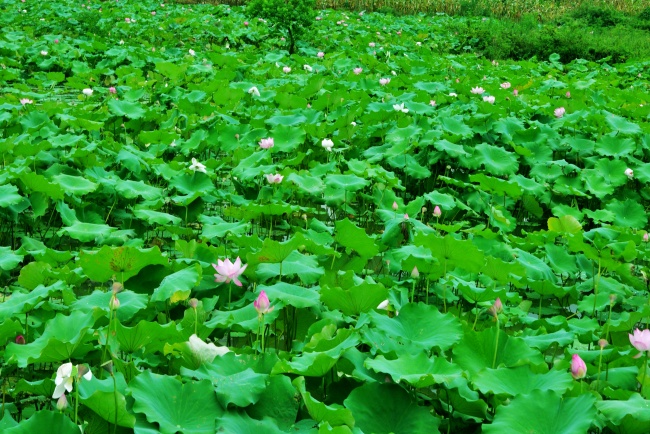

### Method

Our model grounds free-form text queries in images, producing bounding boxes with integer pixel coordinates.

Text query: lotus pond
[2,0,650,433]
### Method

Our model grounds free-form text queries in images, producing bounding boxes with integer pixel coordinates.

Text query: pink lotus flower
[554,107,566,118]
[212,257,248,287]
[644,233,649,243]
[513,89,519,96]
[125,17,130,23]
[20,98,33,106]
[489,297,503,317]
[433,206,441,218]
[244,21,249,26]
[369,42,375,47]
[571,354,587,379]
[317,51,324,58]
[109,87,116,94]
[429,100,436,106]
[500,82,511,89]
[353,67,362,75]
[566,91,571,98]
[379,78,390,86]
[283,66,291,73]
[392,201,398,211]
[151,11,156,15]
[630,328,650,355]
[483,95,495,104]
[54,39,59,44]
[315,16,322,21]
[259,137,274,149]
[254,290,273,316]
[471,86,485,94]
[265,174,283,184]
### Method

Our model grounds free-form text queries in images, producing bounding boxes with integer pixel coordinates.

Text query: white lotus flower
[248,86,260,97]
[189,157,207,173]
[82,88,93,96]
[393,103,408,113]
[303,64,312,72]
[188,334,229,364]
[53,363,92,399]
[322,138,334,152]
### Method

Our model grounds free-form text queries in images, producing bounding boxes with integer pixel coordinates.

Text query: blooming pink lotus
[571,354,587,379]
[283,66,291,73]
[630,328,650,356]
[317,51,324,58]
[212,257,248,287]
[500,82,511,89]
[471,86,485,94]
[513,89,519,96]
[483,95,495,104]
[265,174,283,184]
[19,98,33,106]
[429,100,436,106]
[379,78,390,86]
[254,290,273,316]
[353,67,362,75]
[109,87,116,94]
[259,137,274,149]
[554,107,566,118]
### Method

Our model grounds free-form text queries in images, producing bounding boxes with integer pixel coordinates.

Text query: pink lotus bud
[189,298,198,309]
[109,86,116,94]
[15,335,25,345]
[489,297,503,317]
[513,89,519,96]
[317,51,324,58]
[57,393,68,411]
[392,201,398,211]
[54,39,59,44]
[112,282,123,294]
[403,214,409,220]
[244,21,249,26]
[598,339,608,349]
[411,266,419,278]
[110,295,120,310]
[644,233,649,243]
[254,290,272,316]
[433,206,442,218]
[571,354,587,379]
[566,91,571,98]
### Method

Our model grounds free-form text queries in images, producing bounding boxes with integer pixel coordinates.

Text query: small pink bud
[411,266,419,278]
[57,393,68,411]
[644,232,649,243]
[317,51,324,58]
[571,354,587,380]
[15,335,25,345]
[403,214,409,220]
[598,339,608,349]
[433,206,442,218]
[151,11,156,15]
[513,89,519,96]
[392,201,398,211]
[189,298,198,309]
[110,295,120,310]
[54,39,59,44]
[244,21,249,26]
[109,86,116,94]
[566,91,571,98]
[254,290,272,316]
[112,282,123,294]
[489,297,503,317]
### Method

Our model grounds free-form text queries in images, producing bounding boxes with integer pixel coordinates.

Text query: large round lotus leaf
[108,99,146,119]
[0,185,23,208]
[472,366,573,397]
[606,199,647,228]
[597,393,650,434]
[453,326,545,375]
[247,375,299,431]
[294,376,354,428]
[130,371,223,434]
[4,410,78,434]
[482,390,596,434]
[0,246,23,271]
[365,352,463,388]
[344,383,440,434]
[78,373,135,428]
[216,412,284,433]
[368,303,462,354]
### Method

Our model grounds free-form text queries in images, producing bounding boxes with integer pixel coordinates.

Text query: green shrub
[246,0,316,54]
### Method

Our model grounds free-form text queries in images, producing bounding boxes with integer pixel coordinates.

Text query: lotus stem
[492,317,500,369]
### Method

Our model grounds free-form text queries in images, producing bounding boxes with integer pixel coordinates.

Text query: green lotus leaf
[206,303,281,333]
[19,172,64,200]
[453,326,545,375]
[4,410,78,434]
[57,221,116,243]
[169,173,214,195]
[78,245,168,282]
[440,116,473,137]
[368,303,462,354]
[606,199,647,228]
[256,251,324,285]
[320,280,388,317]
[216,412,285,433]
[473,366,573,397]
[4,310,95,367]
[130,371,223,434]
[52,174,98,196]
[0,319,23,347]
[0,281,65,322]
[114,180,163,200]
[247,375,300,431]
[108,99,146,119]
[325,174,370,192]
[114,320,180,354]
[70,289,147,322]
[482,390,596,434]
[266,113,307,126]
[151,263,202,303]
[257,281,320,308]
[604,111,642,135]
[335,218,379,258]
[344,383,440,434]
[365,352,463,388]
[414,232,485,273]
[597,393,650,434]
[548,215,582,234]
[79,373,135,428]
[133,209,182,225]
[468,143,519,176]
[0,246,23,271]
[294,376,354,428]
[0,185,23,208]
[433,139,470,157]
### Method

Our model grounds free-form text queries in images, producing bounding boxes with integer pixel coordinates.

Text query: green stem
[642,353,648,395]
[74,380,79,425]
[426,278,430,305]
[492,318,500,369]
[112,374,118,434]
[193,307,198,336]
[592,259,601,317]
[410,280,416,304]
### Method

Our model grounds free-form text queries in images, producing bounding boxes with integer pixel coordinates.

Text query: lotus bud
[110,295,120,310]
[189,298,199,309]
[411,266,419,278]
[609,294,617,304]
[254,290,272,316]
[489,297,503,317]
[101,360,114,376]
[433,206,442,218]
[392,201,398,211]
[15,335,25,345]
[112,282,123,294]
[598,339,608,349]
[56,393,68,411]
[403,214,409,220]
[571,354,587,380]
[377,299,389,310]
[644,232,649,243]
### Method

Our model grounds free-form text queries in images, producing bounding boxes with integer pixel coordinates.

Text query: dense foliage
[1,0,650,433]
